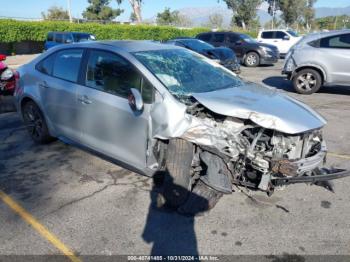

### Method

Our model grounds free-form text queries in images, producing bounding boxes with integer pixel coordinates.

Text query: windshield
[181,39,214,52]
[287,30,299,37]
[240,34,256,43]
[133,49,243,98]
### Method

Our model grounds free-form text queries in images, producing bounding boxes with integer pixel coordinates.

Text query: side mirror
[283,35,290,41]
[65,39,73,44]
[235,40,242,45]
[0,54,6,61]
[128,88,144,112]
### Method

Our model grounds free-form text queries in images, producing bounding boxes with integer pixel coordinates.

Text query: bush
[0,19,209,43]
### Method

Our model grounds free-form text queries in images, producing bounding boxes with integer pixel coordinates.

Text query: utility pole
[67,0,73,23]
[268,0,277,29]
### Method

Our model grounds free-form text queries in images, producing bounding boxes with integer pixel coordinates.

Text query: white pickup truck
[257,30,302,56]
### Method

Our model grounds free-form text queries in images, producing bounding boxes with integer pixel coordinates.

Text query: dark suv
[44,32,96,51]
[196,32,279,67]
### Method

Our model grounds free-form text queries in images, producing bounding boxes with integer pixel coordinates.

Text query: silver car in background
[14,41,350,214]
[283,30,350,94]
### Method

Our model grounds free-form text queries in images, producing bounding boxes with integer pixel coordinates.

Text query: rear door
[39,48,84,142]
[274,31,290,54]
[319,33,350,84]
[76,49,154,169]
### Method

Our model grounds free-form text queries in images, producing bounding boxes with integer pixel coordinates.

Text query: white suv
[257,30,302,56]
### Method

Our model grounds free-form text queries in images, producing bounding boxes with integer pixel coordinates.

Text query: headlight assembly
[1,68,14,80]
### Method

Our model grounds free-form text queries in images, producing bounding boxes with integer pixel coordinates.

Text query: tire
[22,101,54,144]
[293,69,322,95]
[161,139,193,208]
[244,52,260,67]
[159,139,224,215]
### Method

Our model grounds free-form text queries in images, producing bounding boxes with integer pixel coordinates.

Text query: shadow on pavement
[142,171,209,257]
[263,76,350,96]
[0,95,16,114]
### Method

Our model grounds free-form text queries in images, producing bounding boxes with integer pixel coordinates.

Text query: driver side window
[85,50,154,103]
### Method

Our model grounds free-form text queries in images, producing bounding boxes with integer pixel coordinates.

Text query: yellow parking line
[328,152,350,160]
[0,190,82,262]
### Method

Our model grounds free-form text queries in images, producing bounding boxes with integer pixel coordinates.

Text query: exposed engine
[183,102,325,194]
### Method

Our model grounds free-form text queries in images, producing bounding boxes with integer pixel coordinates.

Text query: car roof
[57,40,181,53]
[48,31,94,35]
[260,29,290,32]
[198,31,241,35]
[301,29,350,42]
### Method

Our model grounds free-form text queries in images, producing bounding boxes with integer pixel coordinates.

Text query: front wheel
[293,69,322,94]
[159,139,223,215]
[244,52,260,67]
[22,101,54,144]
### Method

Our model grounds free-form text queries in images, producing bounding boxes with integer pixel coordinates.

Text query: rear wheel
[22,101,54,144]
[244,52,260,67]
[293,69,322,94]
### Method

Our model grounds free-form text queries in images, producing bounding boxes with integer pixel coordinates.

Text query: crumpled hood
[192,83,326,134]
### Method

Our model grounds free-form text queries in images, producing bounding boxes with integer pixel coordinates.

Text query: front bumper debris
[272,141,327,177]
[272,168,350,186]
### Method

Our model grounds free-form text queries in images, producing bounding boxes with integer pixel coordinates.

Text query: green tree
[221,0,262,29]
[208,13,224,29]
[82,0,123,21]
[41,6,70,21]
[276,0,306,27]
[156,8,181,26]
[116,0,143,23]
[303,0,317,31]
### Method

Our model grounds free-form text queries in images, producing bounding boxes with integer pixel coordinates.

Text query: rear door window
[47,32,54,42]
[36,53,56,75]
[320,34,350,49]
[85,50,153,103]
[261,31,274,39]
[198,33,211,42]
[213,33,225,43]
[55,34,64,43]
[52,49,84,82]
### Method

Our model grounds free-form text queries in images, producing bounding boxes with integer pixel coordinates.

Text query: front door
[76,49,154,169]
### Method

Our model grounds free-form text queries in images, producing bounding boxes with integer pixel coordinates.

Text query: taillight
[13,71,22,96]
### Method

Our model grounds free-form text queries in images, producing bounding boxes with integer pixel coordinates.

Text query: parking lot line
[0,190,82,262]
[328,152,350,160]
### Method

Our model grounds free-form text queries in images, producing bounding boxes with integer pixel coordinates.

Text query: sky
[2,0,350,21]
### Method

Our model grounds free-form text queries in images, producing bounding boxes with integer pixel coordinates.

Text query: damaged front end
[169,102,350,196]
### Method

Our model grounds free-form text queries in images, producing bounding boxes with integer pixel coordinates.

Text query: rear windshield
[180,40,214,52]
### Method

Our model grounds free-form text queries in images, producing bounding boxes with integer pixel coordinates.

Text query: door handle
[39,81,49,88]
[78,95,92,105]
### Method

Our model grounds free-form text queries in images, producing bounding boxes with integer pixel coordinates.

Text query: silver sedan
[14,41,350,214]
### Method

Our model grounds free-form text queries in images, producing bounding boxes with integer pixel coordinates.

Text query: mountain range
[150,5,350,27]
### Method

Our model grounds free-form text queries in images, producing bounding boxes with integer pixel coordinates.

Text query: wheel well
[294,66,325,84]
[244,51,259,58]
[20,97,34,113]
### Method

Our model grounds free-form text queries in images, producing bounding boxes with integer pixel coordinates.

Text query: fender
[292,63,328,83]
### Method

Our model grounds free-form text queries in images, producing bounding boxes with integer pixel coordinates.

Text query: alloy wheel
[24,104,44,140]
[296,73,317,92]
